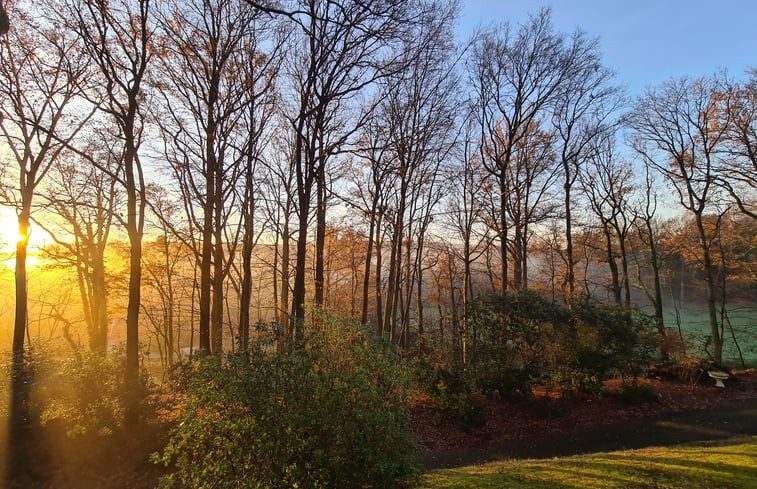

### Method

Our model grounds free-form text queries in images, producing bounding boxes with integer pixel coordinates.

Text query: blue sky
[460,1,756,96]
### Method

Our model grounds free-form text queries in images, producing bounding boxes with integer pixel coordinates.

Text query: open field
[416,436,757,489]
[661,306,757,365]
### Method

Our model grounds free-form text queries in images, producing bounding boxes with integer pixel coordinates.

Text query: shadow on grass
[418,437,757,489]
[419,398,757,470]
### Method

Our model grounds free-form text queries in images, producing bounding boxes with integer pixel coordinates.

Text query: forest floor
[4,369,757,489]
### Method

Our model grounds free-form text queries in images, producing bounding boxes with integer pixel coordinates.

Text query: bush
[552,368,602,397]
[429,365,484,430]
[1,345,147,438]
[40,349,150,437]
[467,289,572,397]
[407,340,485,430]
[611,382,659,405]
[155,317,418,489]
[467,291,658,397]
[569,300,658,383]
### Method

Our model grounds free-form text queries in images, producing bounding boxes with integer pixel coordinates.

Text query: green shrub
[1,345,147,438]
[552,368,602,397]
[38,347,151,437]
[407,340,485,430]
[611,382,660,405]
[467,289,572,397]
[467,291,658,397]
[154,317,418,489]
[429,365,484,430]
[569,300,658,383]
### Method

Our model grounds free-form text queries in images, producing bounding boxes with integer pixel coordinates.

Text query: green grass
[415,437,757,489]
[661,305,757,365]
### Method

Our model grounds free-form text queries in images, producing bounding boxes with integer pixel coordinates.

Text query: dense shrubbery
[1,345,149,438]
[467,290,658,397]
[154,317,418,489]
[407,340,483,429]
[42,349,152,436]
[468,290,572,397]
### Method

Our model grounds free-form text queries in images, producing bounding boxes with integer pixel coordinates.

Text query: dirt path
[417,397,757,469]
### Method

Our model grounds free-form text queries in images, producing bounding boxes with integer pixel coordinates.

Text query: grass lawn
[415,436,757,489]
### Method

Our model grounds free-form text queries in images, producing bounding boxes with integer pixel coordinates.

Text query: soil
[414,368,757,468]
[4,369,757,488]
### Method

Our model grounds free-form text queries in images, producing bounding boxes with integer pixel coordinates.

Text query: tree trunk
[498,171,509,292]
[199,174,213,353]
[239,174,254,350]
[314,165,326,310]
[603,224,621,304]
[646,219,667,361]
[374,209,385,336]
[124,131,144,425]
[361,200,378,326]
[563,168,575,300]
[696,212,723,362]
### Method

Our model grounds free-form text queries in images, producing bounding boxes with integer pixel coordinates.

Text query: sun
[0,208,42,270]
[0,208,23,253]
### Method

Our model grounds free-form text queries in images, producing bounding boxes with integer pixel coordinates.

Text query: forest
[1,0,756,488]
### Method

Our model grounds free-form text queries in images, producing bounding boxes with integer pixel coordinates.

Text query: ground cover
[415,436,757,489]
[4,369,757,488]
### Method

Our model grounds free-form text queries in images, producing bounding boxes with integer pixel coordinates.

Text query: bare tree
[551,34,622,301]
[630,75,731,362]
[718,71,757,218]
[62,0,154,416]
[0,0,95,357]
[505,122,560,289]
[631,163,670,360]
[37,145,120,354]
[471,8,596,294]
[247,0,412,341]
[445,117,494,361]
[582,135,635,306]
[155,0,274,353]
[0,3,94,468]
[351,114,396,330]
[235,33,282,349]
[374,1,461,343]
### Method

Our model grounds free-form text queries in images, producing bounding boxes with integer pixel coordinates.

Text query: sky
[460,0,756,97]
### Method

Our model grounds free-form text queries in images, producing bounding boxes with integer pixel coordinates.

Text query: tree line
[1,0,755,389]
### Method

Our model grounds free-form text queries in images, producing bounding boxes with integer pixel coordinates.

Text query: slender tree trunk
[361,200,378,325]
[314,165,326,309]
[384,195,404,341]
[13,207,30,356]
[646,219,667,360]
[280,212,290,330]
[272,218,279,324]
[374,209,385,335]
[211,178,224,354]
[602,224,621,304]
[695,213,722,361]
[124,130,145,424]
[92,259,109,353]
[447,252,462,363]
[162,234,175,365]
[239,175,254,350]
[618,235,631,307]
[512,221,523,289]
[563,165,575,300]
[498,171,508,292]
[291,188,310,341]
[521,224,529,289]
[199,173,213,353]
